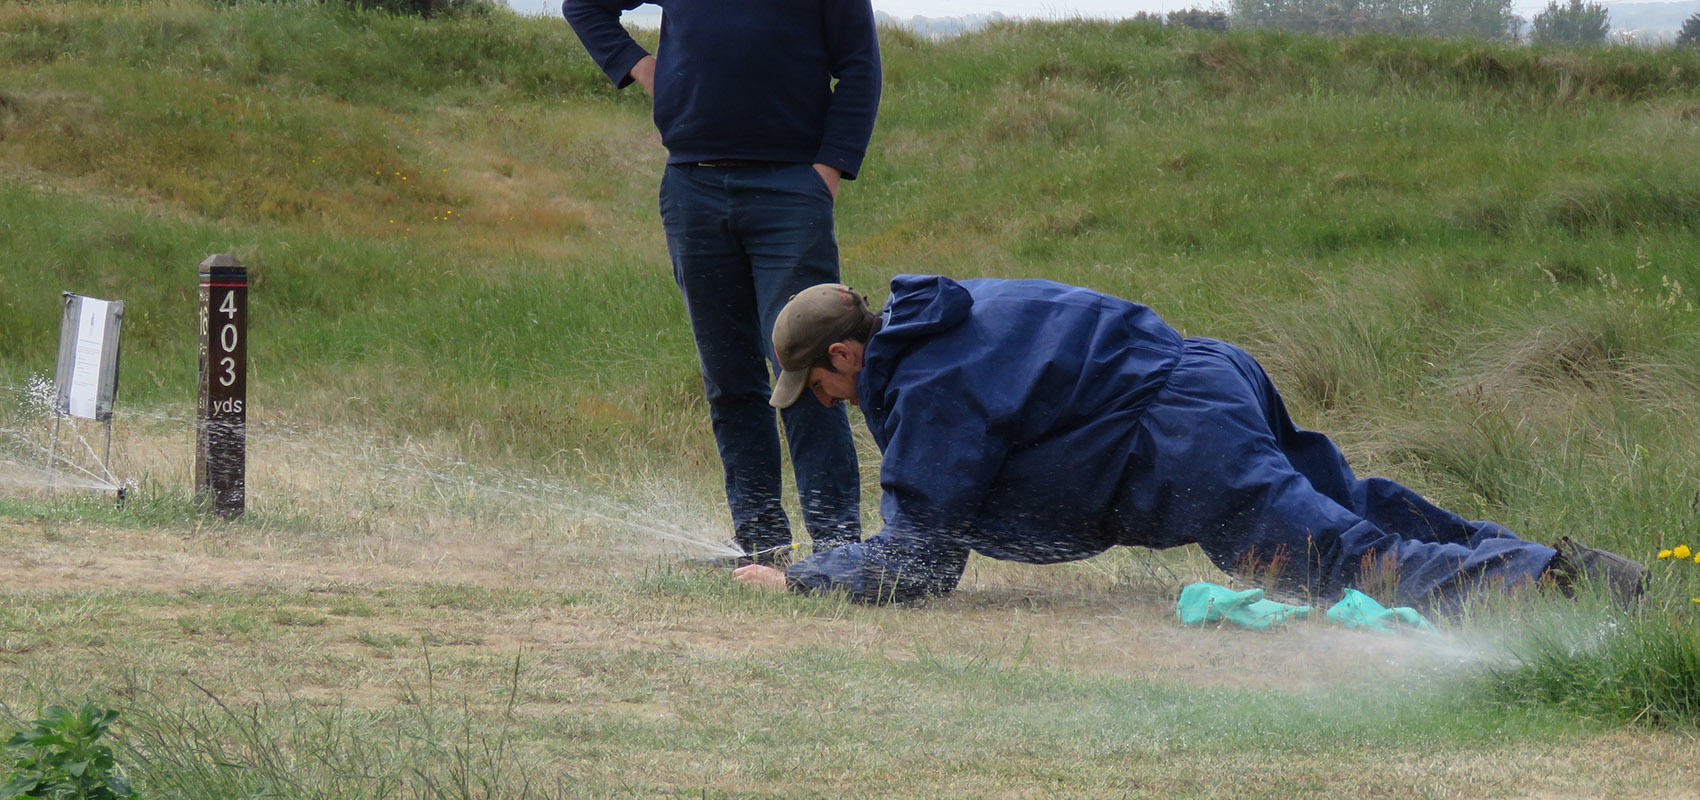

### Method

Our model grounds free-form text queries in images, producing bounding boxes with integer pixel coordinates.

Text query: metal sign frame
[54,293,124,422]
[47,293,124,489]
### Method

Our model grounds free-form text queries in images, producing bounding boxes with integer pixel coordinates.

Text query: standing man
[734,276,1646,611]
[562,0,881,562]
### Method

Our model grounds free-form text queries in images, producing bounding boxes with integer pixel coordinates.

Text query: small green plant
[2,704,134,800]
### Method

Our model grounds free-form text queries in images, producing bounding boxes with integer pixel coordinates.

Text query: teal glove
[1325,589,1437,634]
[1176,582,1311,630]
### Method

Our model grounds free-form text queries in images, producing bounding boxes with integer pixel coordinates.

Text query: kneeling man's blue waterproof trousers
[1120,338,1556,611]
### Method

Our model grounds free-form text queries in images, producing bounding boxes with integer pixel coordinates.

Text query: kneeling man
[734,275,1643,611]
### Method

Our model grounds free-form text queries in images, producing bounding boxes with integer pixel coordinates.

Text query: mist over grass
[4,1,1700,795]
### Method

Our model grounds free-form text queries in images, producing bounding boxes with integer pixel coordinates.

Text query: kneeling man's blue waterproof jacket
[785,275,1555,608]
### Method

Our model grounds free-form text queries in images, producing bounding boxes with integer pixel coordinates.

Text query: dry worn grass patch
[3,413,1698,797]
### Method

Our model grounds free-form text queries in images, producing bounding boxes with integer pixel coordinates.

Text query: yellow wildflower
[1676,544,1693,560]
[1659,549,1674,559]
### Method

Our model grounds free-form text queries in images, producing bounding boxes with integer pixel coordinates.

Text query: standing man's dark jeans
[660,161,862,555]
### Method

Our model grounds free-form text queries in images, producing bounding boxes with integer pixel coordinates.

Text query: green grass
[5,1,1700,796]
[0,549,1620,798]
[1482,581,1700,727]
[95,647,1587,798]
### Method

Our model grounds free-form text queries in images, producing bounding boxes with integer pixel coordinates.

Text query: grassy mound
[2,8,1700,793]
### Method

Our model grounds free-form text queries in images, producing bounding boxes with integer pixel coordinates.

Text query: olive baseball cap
[770,283,871,409]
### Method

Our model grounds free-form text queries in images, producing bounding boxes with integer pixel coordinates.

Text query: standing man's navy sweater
[563,0,882,179]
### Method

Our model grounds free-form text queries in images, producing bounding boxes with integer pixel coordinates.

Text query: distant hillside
[873,11,1008,39]
[1606,0,1700,40]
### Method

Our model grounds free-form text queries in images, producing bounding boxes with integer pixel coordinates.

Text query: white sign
[54,293,124,421]
[67,298,110,418]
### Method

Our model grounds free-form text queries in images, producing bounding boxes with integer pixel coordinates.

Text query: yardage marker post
[196,254,247,519]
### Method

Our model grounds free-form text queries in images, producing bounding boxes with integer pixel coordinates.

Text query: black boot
[690,542,795,569]
[1543,536,1647,608]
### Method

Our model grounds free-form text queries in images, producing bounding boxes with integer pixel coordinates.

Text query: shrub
[1678,13,1700,46]
[1530,0,1610,46]
[1167,8,1230,31]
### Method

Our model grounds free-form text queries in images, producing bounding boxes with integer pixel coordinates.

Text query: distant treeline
[296,0,1700,47]
[1231,0,1700,45]
[1230,0,1521,40]
[870,1,1700,46]
[327,0,1696,47]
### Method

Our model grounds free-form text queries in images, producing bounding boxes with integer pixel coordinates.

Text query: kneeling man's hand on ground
[733,564,788,592]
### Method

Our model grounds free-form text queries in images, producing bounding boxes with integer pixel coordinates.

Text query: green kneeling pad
[1177,583,1438,634]
[1324,588,1437,634]
[1176,582,1311,630]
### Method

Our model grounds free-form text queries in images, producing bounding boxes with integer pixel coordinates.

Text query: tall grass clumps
[0,2,1695,533]
[0,1,616,228]
[1483,544,1700,729]
[112,685,550,800]
[1486,606,1700,729]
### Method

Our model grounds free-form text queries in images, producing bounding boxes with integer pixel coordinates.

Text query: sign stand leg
[102,418,115,486]
[45,413,61,479]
